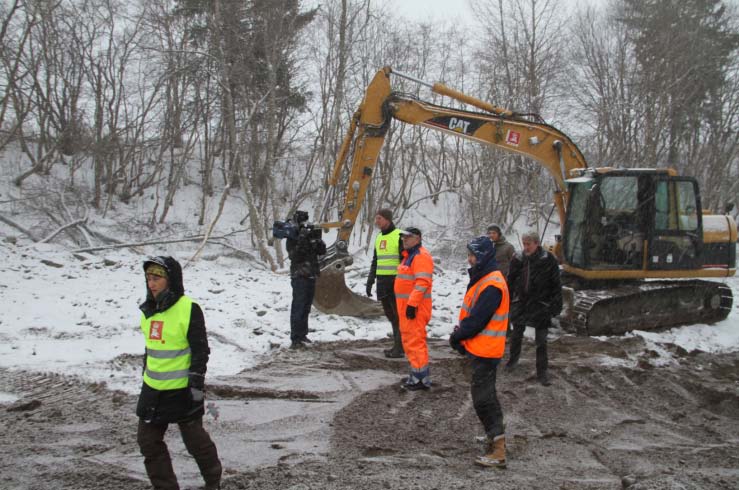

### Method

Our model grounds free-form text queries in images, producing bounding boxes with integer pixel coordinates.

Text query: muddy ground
[1,333,738,490]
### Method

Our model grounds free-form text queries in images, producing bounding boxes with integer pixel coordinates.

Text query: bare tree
[464,0,571,232]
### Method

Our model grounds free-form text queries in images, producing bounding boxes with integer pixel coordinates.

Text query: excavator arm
[314,66,587,316]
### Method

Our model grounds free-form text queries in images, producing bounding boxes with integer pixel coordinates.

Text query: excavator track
[560,279,733,336]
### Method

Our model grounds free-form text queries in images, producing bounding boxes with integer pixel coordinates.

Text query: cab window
[655,180,699,232]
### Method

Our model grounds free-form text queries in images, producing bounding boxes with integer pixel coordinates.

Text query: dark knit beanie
[376,208,393,222]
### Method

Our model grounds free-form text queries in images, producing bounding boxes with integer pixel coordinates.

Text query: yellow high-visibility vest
[140,295,193,390]
[375,229,401,276]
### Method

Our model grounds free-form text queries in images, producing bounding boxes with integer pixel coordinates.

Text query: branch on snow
[72,231,248,254]
[0,213,41,241]
[39,218,88,244]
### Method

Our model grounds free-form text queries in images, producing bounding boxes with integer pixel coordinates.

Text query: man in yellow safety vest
[366,208,404,358]
[136,256,222,490]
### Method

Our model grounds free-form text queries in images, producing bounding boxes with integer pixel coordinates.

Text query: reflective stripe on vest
[394,246,434,307]
[140,295,193,391]
[375,229,401,275]
[460,271,509,359]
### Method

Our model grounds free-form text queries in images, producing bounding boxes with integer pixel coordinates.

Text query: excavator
[314,66,736,336]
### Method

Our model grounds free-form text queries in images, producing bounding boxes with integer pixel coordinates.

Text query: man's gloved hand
[449,325,466,355]
[405,305,417,319]
[366,282,373,297]
[190,387,204,403]
[189,372,205,403]
[550,304,562,317]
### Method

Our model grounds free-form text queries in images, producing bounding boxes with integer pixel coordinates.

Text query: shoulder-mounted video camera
[273,210,323,241]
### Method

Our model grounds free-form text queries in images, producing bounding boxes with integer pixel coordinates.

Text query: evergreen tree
[619,0,739,167]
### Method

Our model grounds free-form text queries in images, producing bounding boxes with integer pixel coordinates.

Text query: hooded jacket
[136,256,210,424]
[453,242,503,342]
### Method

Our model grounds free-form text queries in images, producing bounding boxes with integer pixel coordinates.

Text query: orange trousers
[398,306,430,372]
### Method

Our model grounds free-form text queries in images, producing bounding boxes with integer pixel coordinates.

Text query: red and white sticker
[149,320,163,340]
[506,130,521,146]
[379,239,387,250]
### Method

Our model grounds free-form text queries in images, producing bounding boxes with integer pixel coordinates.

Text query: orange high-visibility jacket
[460,270,509,359]
[394,246,433,318]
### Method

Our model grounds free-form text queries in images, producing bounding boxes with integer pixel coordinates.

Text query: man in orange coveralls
[394,227,434,390]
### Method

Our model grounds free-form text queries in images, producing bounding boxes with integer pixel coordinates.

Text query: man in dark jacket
[286,211,327,349]
[505,231,562,386]
[449,236,509,468]
[137,256,221,490]
[365,208,404,358]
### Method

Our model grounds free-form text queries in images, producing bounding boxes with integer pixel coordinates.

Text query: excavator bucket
[313,263,384,317]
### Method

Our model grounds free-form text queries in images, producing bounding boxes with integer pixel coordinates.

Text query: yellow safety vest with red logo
[374,228,401,276]
[140,295,193,391]
[459,270,509,359]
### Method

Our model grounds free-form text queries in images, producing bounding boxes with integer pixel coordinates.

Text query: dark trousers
[470,356,504,438]
[380,293,402,352]
[508,317,550,375]
[137,417,221,490]
[290,276,316,342]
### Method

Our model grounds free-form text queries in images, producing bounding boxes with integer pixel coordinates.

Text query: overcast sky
[350,0,603,28]
[392,0,477,25]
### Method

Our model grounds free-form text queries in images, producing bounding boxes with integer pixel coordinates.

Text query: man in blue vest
[366,208,404,358]
[136,256,222,490]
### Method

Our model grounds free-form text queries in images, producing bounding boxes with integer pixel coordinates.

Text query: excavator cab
[562,169,730,275]
[560,169,734,335]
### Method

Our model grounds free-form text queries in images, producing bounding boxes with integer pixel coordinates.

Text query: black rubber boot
[537,370,551,386]
[384,322,404,358]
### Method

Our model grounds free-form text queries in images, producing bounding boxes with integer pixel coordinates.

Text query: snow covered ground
[1,235,737,399]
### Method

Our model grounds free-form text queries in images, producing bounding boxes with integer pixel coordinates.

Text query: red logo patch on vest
[149,320,164,340]
[379,239,387,250]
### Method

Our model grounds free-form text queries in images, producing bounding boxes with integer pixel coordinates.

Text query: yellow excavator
[315,66,736,335]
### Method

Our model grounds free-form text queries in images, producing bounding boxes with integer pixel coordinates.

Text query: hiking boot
[290,341,306,350]
[537,372,551,386]
[475,435,506,469]
[383,348,404,359]
[401,379,430,391]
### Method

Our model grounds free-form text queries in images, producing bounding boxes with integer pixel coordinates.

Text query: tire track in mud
[0,368,146,490]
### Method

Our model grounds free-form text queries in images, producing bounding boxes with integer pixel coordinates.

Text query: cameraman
[286,211,326,349]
